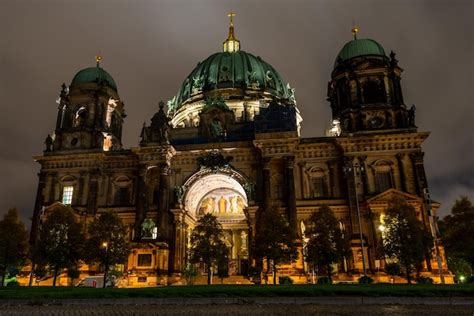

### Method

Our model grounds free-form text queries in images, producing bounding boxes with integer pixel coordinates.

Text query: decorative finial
[95,54,102,67]
[223,11,240,53]
[228,11,236,26]
[351,21,359,40]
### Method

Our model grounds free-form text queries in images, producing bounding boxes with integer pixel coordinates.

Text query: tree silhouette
[381,197,433,283]
[253,207,298,285]
[440,196,474,271]
[32,207,84,286]
[189,214,228,285]
[0,208,28,286]
[304,206,351,282]
[85,212,131,288]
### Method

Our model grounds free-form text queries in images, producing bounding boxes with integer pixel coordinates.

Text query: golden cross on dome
[228,11,236,25]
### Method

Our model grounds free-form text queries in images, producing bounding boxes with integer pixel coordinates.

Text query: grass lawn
[0,284,473,300]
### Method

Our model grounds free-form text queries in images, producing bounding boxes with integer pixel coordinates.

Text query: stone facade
[30,25,450,285]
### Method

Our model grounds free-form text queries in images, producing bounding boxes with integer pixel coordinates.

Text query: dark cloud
[1,0,472,223]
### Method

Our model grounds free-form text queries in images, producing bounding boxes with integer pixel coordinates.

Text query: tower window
[62,186,74,205]
[363,80,386,104]
[312,177,327,198]
[375,171,393,192]
[115,187,130,205]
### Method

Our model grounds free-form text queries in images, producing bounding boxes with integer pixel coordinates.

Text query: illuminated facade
[30,17,450,285]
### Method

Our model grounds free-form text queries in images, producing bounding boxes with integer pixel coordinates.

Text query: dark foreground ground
[1,285,473,315]
[0,302,472,316]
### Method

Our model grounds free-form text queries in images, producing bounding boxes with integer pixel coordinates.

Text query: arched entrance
[182,169,250,275]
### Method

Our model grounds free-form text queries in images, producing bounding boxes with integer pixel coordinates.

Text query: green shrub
[358,276,374,284]
[415,276,434,284]
[182,264,198,285]
[317,276,332,284]
[384,263,401,276]
[278,276,293,285]
[6,280,19,287]
[468,276,474,284]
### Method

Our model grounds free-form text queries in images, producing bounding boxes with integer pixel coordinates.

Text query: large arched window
[306,167,329,198]
[114,176,132,206]
[362,79,386,104]
[371,160,394,193]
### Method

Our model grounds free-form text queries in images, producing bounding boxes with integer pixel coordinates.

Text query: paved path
[0,297,472,315]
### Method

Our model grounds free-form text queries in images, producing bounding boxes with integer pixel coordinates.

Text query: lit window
[62,186,74,205]
[137,254,152,267]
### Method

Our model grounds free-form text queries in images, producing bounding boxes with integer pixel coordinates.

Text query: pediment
[366,188,422,204]
[43,202,80,216]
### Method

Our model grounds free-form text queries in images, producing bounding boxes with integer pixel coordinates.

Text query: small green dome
[71,66,117,90]
[170,50,291,113]
[336,38,386,65]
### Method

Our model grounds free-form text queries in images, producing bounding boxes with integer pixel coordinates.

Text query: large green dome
[169,50,291,113]
[336,38,386,65]
[71,66,117,90]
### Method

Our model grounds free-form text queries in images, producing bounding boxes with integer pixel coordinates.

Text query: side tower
[327,27,414,134]
[324,27,448,282]
[30,57,126,244]
[51,56,125,152]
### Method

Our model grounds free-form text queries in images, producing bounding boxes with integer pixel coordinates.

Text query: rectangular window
[312,177,327,198]
[376,171,393,192]
[115,187,129,205]
[137,254,152,267]
[62,186,74,205]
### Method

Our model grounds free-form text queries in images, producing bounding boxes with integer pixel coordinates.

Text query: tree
[253,207,298,285]
[189,214,228,285]
[32,207,84,286]
[447,256,472,283]
[0,208,29,287]
[216,244,230,284]
[440,196,474,271]
[85,211,131,288]
[381,197,433,284]
[304,206,351,283]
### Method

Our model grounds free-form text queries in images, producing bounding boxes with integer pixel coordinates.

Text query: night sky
[1,0,472,224]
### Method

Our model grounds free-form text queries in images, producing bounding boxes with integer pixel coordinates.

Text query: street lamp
[343,159,368,278]
[102,241,109,288]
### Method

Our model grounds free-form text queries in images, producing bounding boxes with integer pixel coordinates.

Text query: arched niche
[182,170,248,219]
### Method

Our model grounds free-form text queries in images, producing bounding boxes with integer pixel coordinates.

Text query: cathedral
[30,15,449,285]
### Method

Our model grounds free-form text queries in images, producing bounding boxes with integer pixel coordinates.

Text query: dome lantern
[223,11,240,53]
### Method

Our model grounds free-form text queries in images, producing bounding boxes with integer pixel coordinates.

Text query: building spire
[95,52,102,67]
[223,11,240,53]
[351,21,359,40]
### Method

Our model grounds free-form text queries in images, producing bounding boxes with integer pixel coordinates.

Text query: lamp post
[423,188,445,284]
[102,241,109,288]
[343,160,367,277]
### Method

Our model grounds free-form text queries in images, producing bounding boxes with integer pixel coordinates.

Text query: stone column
[30,172,47,245]
[396,153,407,192]
[157,163,171,240]
[134,166,148,240]
[410,152,430,226]
[171,209,186,273]
[262,158,272,211]
[286,156,298,237]
[86,171,100,215]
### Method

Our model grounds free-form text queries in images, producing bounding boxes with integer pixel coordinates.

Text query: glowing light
[378,224,385,232]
